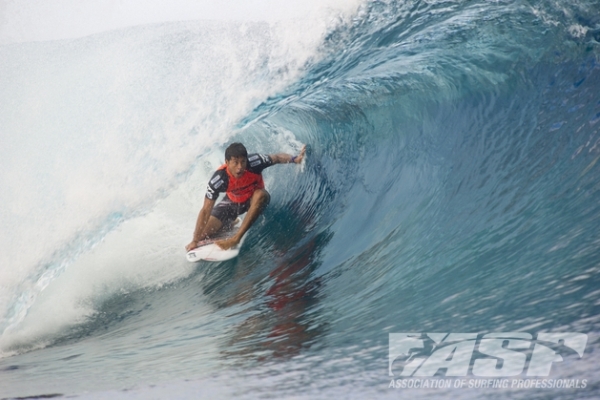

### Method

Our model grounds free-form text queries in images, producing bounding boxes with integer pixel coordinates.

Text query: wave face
[1,0,600,398]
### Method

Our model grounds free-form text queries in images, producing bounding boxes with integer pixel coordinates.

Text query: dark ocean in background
[1,0,600,398]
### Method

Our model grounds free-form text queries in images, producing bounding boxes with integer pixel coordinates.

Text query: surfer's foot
[216,236,240,250]
[186,236,214,251]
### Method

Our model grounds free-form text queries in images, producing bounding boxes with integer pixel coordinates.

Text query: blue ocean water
[1,0,600,399]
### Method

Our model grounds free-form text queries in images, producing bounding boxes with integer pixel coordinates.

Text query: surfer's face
[225,156,247,179]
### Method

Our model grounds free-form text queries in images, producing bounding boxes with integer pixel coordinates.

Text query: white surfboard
[186,216,247,262]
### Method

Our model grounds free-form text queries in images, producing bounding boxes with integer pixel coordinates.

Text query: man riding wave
[186,142,306,251]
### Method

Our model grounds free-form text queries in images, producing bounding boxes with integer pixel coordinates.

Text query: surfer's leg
[201,215,223,239]
[216,189,270,249]
[207,196,239,238]
[237,189,270,235]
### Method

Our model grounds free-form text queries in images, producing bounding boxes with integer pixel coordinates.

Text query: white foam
[0,0,363,45]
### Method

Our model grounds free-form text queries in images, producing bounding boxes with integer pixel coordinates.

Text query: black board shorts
[211,193,270,227]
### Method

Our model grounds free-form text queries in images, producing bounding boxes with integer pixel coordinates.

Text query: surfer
[185,142,306,251]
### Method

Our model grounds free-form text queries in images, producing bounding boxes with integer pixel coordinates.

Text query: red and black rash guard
[205,153,274,203]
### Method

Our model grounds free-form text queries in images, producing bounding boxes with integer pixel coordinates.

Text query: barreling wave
[1,0,600,398]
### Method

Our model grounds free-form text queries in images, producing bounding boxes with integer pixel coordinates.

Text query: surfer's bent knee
[254,189,270,207]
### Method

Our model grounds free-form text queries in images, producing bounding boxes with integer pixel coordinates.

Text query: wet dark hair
[225,142,248,160]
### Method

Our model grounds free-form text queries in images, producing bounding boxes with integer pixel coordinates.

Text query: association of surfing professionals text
[387,332,588,390]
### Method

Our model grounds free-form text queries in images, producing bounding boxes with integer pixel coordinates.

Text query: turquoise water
[1,0,600,398]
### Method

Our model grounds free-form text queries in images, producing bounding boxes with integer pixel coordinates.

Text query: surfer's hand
[294,145,306,164]
[185,241,197,251]
[216,236,239,250]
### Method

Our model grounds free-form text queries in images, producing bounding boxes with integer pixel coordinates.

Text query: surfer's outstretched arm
[185,197,217,251]
[269,145,306,165]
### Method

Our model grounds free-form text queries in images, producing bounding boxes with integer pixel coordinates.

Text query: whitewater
[1,0,599,398]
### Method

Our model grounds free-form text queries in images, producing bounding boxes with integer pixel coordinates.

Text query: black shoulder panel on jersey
[247,153,274,174]
[205,169,229,200]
